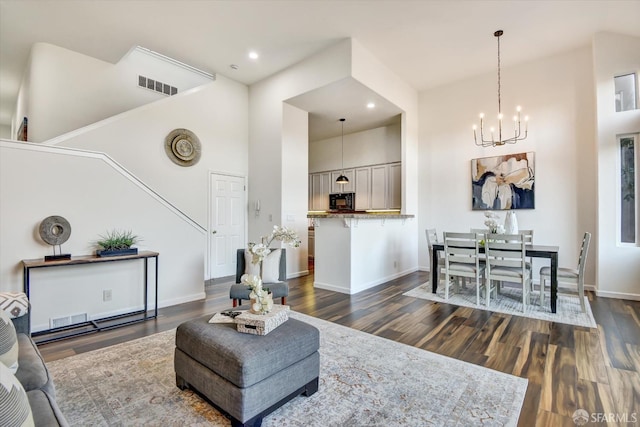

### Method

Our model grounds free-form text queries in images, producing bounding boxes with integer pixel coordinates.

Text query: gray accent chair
[229,248,288,307]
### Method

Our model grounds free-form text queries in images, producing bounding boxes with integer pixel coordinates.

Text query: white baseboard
[31,291,206,333]
[315,267,418,295]
[314,281,350,294]
[287,270,309,279]
[595,290,640,301]
[351,268,418,294]
[158,291,206,308]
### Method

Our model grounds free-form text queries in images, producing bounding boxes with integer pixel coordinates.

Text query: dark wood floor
[39,268,640,427]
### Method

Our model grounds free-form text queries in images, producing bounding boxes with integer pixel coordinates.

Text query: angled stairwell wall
[14,42,214,143]
[1,66,249,331]
[0,140,205,331]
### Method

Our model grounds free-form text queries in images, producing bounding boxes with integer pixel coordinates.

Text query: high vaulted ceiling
[1,0,639,140]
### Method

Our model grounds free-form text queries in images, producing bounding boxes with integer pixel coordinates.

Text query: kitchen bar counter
[307,211,414,219]
[309,212,415,294]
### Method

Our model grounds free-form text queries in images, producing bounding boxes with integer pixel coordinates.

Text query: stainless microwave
[329,192,355,211]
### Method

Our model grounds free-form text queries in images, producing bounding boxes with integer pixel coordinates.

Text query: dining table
[431,243,560,313]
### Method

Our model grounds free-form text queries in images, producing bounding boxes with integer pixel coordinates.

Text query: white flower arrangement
[247,225,301,264]
[243,225,300,314]
[264,225,301,248]
[484,211,504,234]
[241,273,273,314]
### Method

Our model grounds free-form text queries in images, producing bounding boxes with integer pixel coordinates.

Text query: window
[614,73,638,112]
[620,134,638,244]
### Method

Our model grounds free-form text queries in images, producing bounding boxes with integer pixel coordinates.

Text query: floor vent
[138,75,178,96]
[50,313,88,329]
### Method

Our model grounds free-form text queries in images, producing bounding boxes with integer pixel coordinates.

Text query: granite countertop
[307,211,414,219]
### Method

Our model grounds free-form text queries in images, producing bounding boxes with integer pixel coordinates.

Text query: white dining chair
[484,233,532,311]
[469,228,489,241]
[442,232,485,304]
[425,228,445,286]
[520,229,534,244]
[539,232,591,312]
[520,229,534,271]
[470,228,488,238]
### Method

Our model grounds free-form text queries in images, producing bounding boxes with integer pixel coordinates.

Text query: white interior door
[209,173,245,279]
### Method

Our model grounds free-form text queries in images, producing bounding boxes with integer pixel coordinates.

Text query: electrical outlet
[103,289,112,302]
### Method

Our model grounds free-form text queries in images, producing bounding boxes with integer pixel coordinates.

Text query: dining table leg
[550,252,558,313]
[432,249,439,293]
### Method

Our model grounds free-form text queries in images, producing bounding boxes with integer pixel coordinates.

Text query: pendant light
[473,30,529,147]
[336,118,349,184]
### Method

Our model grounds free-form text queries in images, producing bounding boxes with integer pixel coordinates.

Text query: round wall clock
[164,128,201,167]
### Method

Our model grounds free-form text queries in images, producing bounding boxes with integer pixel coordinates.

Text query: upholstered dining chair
[229,248,288,307]
[442,232,485,304]
[484,233,532,311]
[539,232,591,312]
[425,229,445,285]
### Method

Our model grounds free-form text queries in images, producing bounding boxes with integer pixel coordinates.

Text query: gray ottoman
[174,315,320,427]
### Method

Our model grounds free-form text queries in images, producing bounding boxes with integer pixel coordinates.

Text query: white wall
[0,141,205,331]
[51,77,248,229]
[351,39,419,219]
[20,43,212,143]
[314,217,416,294]
[120,46,213,89]
[419,46,598,287]
[249,38,419,280]
[308,123,401,173]
[248,39,353,266]
[0,43,250,329]
[593,32,640,299]
[282,103,309,277]
[10,53,30,140]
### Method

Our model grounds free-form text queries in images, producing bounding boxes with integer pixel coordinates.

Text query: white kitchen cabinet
[308,227,315,258]
[309,172,331,210]
[309,162,401,211]
[370,165,388,209]
[331,169,354,193]
[354,167,371,210]
[388,162,401,209]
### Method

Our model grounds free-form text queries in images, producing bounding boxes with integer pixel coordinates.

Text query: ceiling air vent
[138,75,178,96]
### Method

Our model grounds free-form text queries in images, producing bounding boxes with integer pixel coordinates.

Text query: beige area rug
[405,282,597,329]
[47,312,528,426]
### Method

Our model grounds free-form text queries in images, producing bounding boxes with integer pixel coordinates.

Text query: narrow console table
[22,251,159,344]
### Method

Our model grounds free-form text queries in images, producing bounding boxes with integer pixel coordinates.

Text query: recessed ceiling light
[367,102,375,109]
[249,51,259,60]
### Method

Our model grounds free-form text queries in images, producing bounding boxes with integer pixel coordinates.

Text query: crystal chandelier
[473,30,529,147]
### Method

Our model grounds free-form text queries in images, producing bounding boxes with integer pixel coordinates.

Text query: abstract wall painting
[471,152,535,210]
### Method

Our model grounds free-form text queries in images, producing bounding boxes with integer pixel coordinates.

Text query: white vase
[250,292,273,315]
[504,211,519,235]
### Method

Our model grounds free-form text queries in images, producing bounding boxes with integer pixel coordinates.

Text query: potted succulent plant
[95,229,140,257]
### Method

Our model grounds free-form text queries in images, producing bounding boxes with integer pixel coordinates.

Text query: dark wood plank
[37,269,640,424]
